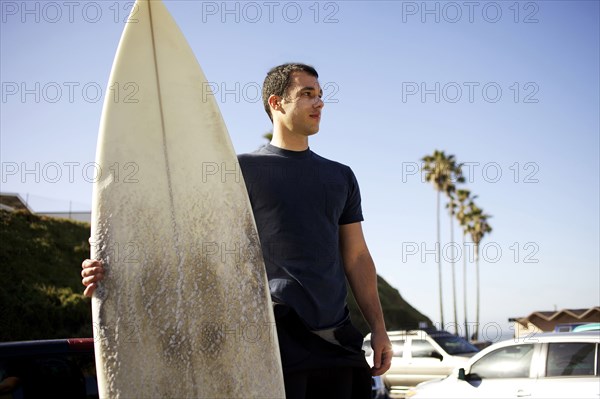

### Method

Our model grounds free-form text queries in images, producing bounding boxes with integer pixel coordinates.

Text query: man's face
[276,71,324,136]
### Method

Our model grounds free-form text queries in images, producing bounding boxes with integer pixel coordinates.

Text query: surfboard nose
[92,0,284,397]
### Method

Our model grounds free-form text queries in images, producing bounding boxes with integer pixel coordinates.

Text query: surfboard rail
[91,1,285,397]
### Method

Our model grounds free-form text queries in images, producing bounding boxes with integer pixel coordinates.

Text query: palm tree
[422,150,460,328]
[445,187,461,334]
[464,203,492,341]
[456,189,476,339]
[444,160,465,335]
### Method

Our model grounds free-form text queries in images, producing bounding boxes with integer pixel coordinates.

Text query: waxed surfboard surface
[90,1,284,397]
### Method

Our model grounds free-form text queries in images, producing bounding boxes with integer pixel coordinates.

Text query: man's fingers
[81,259,105,296]
[371,362,386,376]
[373,347,382,369]
[382,348,392,369]
[82,272,104,286]
[83,283,97,297]
[371,333,393,376]
[81,266,104,279]
[371,353,392,376]
[82,259,102,269]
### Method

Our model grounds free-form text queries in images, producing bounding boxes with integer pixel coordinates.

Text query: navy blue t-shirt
[238,144,363,330]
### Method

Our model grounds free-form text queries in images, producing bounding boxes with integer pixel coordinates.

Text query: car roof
[453,331,599,367]
[514,331,600,342]
[0,338,95,357]
[364,329,453,340]
[470,331,598,356]
[364,330,600,344]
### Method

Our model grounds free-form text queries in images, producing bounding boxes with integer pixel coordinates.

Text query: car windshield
[430,334,479,355]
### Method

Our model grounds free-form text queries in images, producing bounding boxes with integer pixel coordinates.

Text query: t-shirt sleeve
[338,167,364,225]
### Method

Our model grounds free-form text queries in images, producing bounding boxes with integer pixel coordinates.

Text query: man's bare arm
[339,222,392,376]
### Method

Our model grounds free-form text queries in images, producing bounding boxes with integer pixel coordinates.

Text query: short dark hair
[262,63,319,122]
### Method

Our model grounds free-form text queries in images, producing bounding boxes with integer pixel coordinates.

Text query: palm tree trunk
[437,190,444,328]
[462,233,469,340]
[474,243,480,341]
[450,212,458,335]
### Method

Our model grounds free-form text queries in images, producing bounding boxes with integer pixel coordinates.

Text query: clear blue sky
[1,0,599,340]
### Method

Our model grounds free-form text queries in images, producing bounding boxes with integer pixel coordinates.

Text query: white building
[0,192,91,223]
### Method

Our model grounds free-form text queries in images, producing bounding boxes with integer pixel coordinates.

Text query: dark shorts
[283,366,372,399]
[274,304,372,399]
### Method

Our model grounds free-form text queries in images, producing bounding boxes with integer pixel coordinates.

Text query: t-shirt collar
[264,143,311,159]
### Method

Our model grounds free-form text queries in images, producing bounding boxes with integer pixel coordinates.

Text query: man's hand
[370,329,393,376]
[81,259,105,297]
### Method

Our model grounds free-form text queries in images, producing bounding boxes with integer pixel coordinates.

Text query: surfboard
[90,1,285,397]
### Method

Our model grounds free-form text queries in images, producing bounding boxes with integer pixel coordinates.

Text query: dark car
[0,338,98,399]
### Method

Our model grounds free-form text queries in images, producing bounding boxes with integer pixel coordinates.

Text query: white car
[407,331,600,398]
[363,329,479,397]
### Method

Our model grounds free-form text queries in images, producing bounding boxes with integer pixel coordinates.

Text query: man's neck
[270,129,309,151]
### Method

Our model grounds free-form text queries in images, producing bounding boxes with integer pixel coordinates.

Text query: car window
[431,335,479,355]
[411,339,438,358]
[391,339,405,357]
[469,344,534,379]
[546,343,596,377]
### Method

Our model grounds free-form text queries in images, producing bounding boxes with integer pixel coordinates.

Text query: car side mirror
[430,351,443,361]
[465,372,482,386]
[458,370,483,388]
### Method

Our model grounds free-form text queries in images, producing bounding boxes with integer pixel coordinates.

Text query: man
[82,63,392,399]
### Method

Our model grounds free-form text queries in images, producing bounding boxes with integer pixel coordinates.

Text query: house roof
[0,192,33,213]
[510,307,600,328]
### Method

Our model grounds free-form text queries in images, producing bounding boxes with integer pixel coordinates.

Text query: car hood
[410,375,468,398]
[450,351,478,360]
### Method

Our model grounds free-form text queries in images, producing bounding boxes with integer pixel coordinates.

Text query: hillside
[0,210,92,341]
[0,210,430,341]
[347,276,431,335]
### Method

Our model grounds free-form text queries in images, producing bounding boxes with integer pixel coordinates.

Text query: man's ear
[268,94,281,113]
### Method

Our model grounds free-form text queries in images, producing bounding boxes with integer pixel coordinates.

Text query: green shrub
[0,210,92,341]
